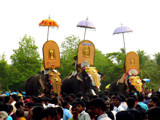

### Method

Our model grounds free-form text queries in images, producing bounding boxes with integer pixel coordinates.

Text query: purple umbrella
[77,17,96,40]
[113,25,133,54]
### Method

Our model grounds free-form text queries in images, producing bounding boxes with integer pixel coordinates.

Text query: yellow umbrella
[39,16,59,41]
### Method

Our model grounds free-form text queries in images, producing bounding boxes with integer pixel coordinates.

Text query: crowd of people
[0,88,160,120]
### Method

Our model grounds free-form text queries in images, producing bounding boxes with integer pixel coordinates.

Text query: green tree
[10,35,41,90]
[59,35,81,79]
[0,53,10,90]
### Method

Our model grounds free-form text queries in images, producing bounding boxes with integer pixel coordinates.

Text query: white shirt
[97,113,111,120]
[120,102,128,110]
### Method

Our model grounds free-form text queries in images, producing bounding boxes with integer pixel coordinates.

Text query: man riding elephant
[108,51,143,94]
[61,40,102,96]
[25,40,62,96]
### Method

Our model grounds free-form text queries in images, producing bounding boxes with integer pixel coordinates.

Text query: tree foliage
[59,35,81,79]
[1,35,160,91]
[9,35,41,90]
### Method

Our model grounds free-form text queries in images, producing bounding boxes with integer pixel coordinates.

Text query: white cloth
[117,105,125,112]
[11,101,16,113]
[120,102,128,110]
[97,113,111,120]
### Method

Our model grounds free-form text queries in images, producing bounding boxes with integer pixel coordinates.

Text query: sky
[1,0,160,63]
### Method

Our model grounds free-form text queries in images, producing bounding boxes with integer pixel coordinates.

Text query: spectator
[88,98,111,120]
[32,106,44,120]
[116,111,134,120]
[76,100,91,120]
[69,105,79,120]
[119,94,128,110]
[112,96,125,113]
[62,101,72,120]
[8,95,18,113]
[44,107,57,120]
[126,97,136,110]
[16,108,26,120]
[55,107,63,120]
[147,107,160,120]
[137,93,148,111]
[148,95,159,108]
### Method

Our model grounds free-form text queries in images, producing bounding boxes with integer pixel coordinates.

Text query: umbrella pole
[122,33,126,55]
[122,33,126,73]
[84,28,87,40]
[47,26,49,41]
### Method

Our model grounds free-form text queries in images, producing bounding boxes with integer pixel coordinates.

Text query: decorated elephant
[25,70,61,96]
[61,68,100,96]
[108,73,143,94]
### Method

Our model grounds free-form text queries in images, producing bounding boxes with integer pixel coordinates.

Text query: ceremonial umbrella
[113,24,132,54]
[39,16,59,41]
[77,17,96,40]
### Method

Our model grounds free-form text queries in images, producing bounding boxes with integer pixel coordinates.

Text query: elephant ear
[39,75,45,90]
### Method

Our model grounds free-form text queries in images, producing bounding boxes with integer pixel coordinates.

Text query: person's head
[88,98,106,117]
[137,93,144,102]
[119,94,126,102]
[71,105,79,119]
[15,101,24,109]
[149,96,159,108]
[55,107,63,120]
[105,99,110,111]
[9,94,18,103]
[32,106,44,120]
[74,56,77,60]
[147,107,160,120]
[44,107,57,120]
[24,102,34,111]
[69,94,76,103]
[31,97,39,104]
[116,111,134,120]
[51,97,59,105]
[16,108,25,118]
[76,100,86,113]
[112,96,122,107]
[126,97,136,109]
[8,104,13,115]
[62,101,70,110]
[129,109,143,120]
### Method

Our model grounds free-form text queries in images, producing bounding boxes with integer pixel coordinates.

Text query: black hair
[89,98,106,111]
[76,100,86,107]
[25,102,34,109]
[129,109,143,120]
[44,107,57,118]
[62,101,69,108]
[126,97,136,109]
[11,94,18,102]
[116,111,135,120]
[15,101,23,109]
[32,106,44,120]
[147,107,160,120]
[137,93,144,102]
[151,95,159,104]
[120,94,126,102]
[55,107,63,118]
[16,108,24,117]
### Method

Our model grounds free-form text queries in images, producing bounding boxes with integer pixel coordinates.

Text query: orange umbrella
[39,16,59,41]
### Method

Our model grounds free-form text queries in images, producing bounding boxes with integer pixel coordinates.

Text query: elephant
[25,70,61,96]
[61,69,99,96]
[108,73,142,94]
[25,72,50,96]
